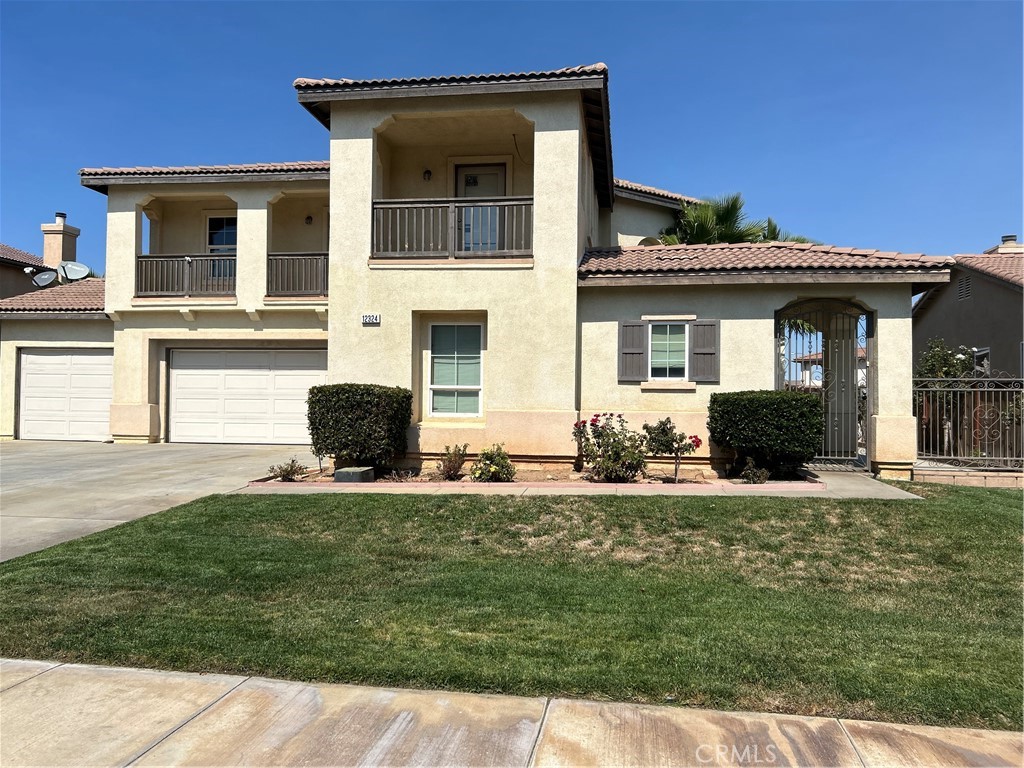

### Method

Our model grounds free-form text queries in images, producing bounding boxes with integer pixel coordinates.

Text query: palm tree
[660,193,811,245]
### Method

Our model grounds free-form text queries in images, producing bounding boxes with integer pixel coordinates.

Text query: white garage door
[19,348,113,441]
[169,349,327,444]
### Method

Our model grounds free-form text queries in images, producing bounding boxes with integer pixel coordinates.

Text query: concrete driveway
[0,441,312,562]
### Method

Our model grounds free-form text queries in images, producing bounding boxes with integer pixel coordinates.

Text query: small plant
[382,468,417,482]
[739,457,770,484]
[642,418,702,483]
[268,457,307,482]
[573,413,648,483]
[470,444,517,482]
[436,443,469,481]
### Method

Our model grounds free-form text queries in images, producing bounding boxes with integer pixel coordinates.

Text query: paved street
[0,441,309,561]
[1,660,1019,767]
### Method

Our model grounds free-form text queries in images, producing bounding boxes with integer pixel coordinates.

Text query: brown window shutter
[689,319,720,382]
[618,320,648,382]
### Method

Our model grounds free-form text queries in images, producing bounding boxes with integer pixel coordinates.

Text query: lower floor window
[430,324,482,416]
[649,322,688,380]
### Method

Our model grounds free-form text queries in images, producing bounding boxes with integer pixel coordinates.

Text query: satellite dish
[31,270,57,288]
[59,262,91,281]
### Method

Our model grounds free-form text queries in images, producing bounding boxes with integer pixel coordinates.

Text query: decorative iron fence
[267,252,328,297]
[136,254,236,297]
[372,197,533,259]
[914,374,1023,470]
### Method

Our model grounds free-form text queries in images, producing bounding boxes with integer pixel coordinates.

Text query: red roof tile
[614,179,700,204]
[579,241,953,276]
[0,243,43,268]
[80,161,329,178]
[0,278,105,313]
[293,63,607,90]
[953,253,1023,288]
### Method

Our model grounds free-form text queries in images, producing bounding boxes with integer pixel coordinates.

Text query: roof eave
[0,311,108,320]
[80,170,330,193]
[577,268,952,289]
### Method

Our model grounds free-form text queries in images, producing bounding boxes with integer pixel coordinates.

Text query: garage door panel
[19,349,112,441]
[169,349,326,445]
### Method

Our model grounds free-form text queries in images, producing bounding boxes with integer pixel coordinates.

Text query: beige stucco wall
[328,91,585,459]
[913,268,1023,376]
[578,282,917,472]
[610,197,677,246]
[269,195,330,253]
[0,318,115,439]
[107,310,328,442]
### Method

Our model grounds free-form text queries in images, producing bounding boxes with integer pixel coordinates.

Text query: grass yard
[0,483,1020,730]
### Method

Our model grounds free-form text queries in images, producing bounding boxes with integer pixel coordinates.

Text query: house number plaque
[361,314,381,325]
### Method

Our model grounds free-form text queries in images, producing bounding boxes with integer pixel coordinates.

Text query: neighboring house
[0,244,43,300]
[913,235,1024,376]
[0,63,954,478]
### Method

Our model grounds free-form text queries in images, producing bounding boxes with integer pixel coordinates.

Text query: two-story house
[0,64,953,477]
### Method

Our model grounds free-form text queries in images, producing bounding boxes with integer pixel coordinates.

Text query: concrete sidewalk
[239,471,921,500]
[2,660,1018,767]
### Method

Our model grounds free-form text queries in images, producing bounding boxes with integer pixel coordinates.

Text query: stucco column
[230,189,279,310]
[869,288,917,478]
[109,328,159,443]
[104,190,152,313]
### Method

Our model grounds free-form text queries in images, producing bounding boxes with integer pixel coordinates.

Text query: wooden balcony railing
[136,254,236,298]
[372,197,533,259]
[267,252,328,297]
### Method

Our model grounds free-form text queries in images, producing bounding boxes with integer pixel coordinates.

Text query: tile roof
[579,241,954,276]
[0,278,105,313]
[614,179,700,204]
[80,161,329,179]
[953,253,1023,288]
[0,243,43,268]
[293,63,607,90]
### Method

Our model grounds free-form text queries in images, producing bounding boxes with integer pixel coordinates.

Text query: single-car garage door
[19,348,113,441]
[169,349,327,444]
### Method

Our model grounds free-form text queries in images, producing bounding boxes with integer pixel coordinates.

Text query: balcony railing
[267,252,328,297]
[372,197,532,259]
[136,254,236,298]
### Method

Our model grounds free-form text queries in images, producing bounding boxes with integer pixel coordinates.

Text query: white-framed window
[205,212,237,255]
[429,324,482,416]
[649,322,688,380]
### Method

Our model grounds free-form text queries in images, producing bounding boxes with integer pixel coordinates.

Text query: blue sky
[1,1,1021,272]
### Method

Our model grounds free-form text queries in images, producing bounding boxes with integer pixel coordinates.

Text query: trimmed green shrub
[307,383,413,468]
[470,444,517,482]
[707,390,823,475]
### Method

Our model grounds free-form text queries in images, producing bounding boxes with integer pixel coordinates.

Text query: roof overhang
[578,269,951,293]
[295,68,614,209]
[613,187,689,210]
[0,312,109,320]
[80,170,329,195]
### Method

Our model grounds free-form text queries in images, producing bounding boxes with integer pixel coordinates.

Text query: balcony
[372,197,533,260]
[267,252,328,297]
[136,254,236,298]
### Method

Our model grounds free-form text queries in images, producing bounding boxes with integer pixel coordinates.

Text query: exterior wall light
[423,169,432,182]
[304,215,313,225]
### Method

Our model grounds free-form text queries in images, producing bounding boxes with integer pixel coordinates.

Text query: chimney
[40,211,80,270]
[983,233,1023,255]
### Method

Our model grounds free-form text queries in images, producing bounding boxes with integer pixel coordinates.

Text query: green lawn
[0,483,1020,730]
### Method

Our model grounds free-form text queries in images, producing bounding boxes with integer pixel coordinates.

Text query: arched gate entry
[776,299,874,469]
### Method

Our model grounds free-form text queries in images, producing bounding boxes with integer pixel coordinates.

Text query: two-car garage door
[168,349,327,444]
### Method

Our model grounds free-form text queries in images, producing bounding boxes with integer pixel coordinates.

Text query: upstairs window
[206,215,237,255]
[430,324,482,416]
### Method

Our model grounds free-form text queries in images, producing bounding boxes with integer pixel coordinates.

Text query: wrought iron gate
[776,299,873,469]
